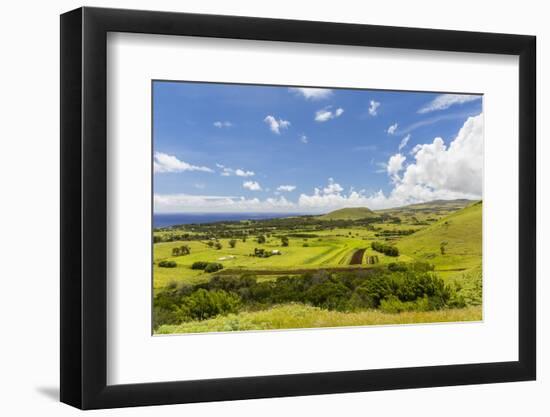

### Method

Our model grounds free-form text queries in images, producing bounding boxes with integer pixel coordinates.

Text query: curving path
[349,248,366,265]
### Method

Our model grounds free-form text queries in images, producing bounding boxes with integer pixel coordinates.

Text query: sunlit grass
[156,303,482,334]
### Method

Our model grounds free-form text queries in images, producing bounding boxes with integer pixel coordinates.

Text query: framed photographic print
[60,7,536,409]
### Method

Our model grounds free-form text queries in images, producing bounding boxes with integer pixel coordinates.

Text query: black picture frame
[60,6,536,410]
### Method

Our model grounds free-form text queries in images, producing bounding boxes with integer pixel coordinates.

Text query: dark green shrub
[191,261,209,270]
[158,260,177,268]
[371,241,399,257]
[355,274,392,307]
[204,262,223,273]
[181,289,240,321]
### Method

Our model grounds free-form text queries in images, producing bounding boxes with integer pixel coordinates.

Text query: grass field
[157,303,482,334]
[153,199,482,333]
[154,226,411,289]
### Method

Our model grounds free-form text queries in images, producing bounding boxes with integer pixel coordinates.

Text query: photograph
[152,81,483,334]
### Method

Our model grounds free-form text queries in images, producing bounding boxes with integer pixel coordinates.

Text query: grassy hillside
[396,201,482,275]
[157,303,482,334]
[319,207,376,220]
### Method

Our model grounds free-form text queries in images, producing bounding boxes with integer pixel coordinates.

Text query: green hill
[396,199,474,210]
[376,199,474,215]
[319,207,377,221]
[396,201,482,274]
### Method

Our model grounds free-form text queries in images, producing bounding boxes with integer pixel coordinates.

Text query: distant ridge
[319,207,377,221]
[375,199,477,213]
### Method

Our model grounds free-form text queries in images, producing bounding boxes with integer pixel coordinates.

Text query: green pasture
[153,229,409,289]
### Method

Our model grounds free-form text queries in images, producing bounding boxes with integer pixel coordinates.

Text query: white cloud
[368,100,380,116]
[216,164,255,177]
[386,153,406,179]
[323,177,344,194]
[153,152,213,173]
[235,169,255,177]
[418,94,481,114]
[264,115,290,134]
[156,114,483,213]
[314,107,344,122]
[243,180,262,191]
[387,123,398,135]
[155,194,295,213]
[289,87,333,100]
[213,121,232,128]
[387,113,483,203]
[300,134,308,144]
[277,185,296,192]
[398,134,411,151]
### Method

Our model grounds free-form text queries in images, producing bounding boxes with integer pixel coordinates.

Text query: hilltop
[376,199,475,214]
[318,207,377,221]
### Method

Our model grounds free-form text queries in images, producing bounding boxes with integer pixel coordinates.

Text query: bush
[229,239,237,248]
[281,236,289,247]
[371,241,399,257]
[153,262,460,329]
[158,260,177,268]
[181,289,240,321]
[191,261,209,270]
[204,262,224,273]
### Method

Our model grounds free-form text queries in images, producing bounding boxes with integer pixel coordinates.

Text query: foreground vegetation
[157,304,482,334]
[153,199,482,333]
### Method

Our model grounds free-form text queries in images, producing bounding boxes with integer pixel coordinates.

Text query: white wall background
[0,0,545,415]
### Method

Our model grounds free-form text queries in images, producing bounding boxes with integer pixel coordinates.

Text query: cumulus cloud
[243,180,262,191]
[277,185,297,192]
[264,115,290,134]
[156,114,483,213]
[314,107,344,122]
[154,152,213,173]
[368,100,380,116]
[386,153,406,179]
[398,134,411,151]
[289,87,333,100]
[387,113,483,202]
[216,164,255,177]
[418,94,482,114]
[213,121,232,128]
[387,123,398,135]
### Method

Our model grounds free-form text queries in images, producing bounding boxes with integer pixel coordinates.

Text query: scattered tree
[281,236,289,247]
[440,241,448,255]
[172,245,190,257]
[229,239,237,248]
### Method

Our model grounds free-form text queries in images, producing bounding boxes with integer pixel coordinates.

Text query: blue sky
[153,82,483,213]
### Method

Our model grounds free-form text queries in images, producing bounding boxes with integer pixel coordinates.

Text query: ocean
[153,212,305,228]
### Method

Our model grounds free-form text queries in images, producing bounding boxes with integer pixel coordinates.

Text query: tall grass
[156,303,482,334]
